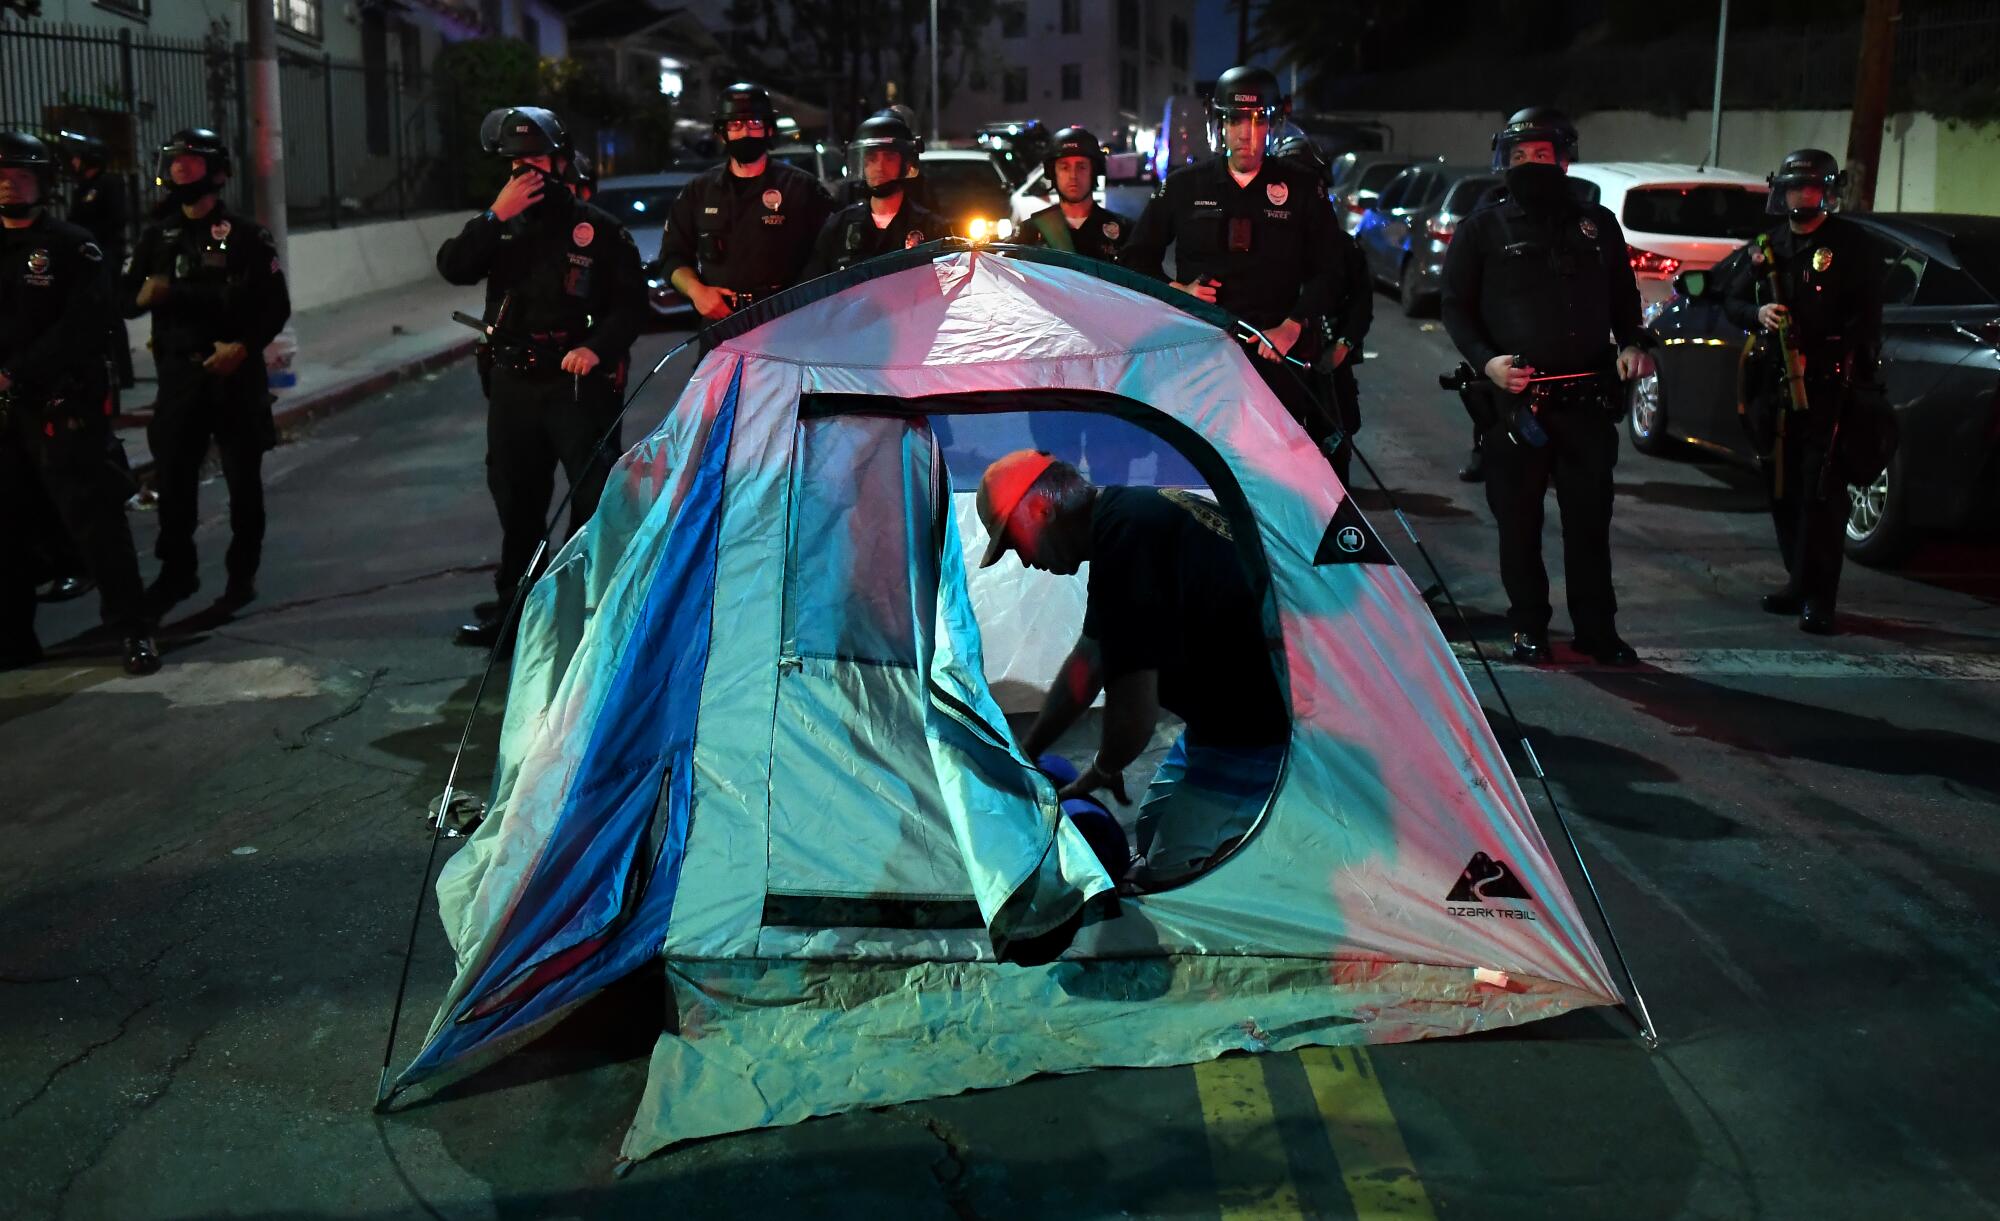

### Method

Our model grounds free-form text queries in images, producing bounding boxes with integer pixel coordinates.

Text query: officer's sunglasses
[724,119,769,136]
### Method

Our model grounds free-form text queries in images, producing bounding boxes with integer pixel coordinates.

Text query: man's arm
[1718,244,1766,333]
[240,228,291,353]
[1439,211,1501,372]
[1598,209,1649,352]
[1286,184,1343,324]
[436,211,504,285]
[120,225,157,318]
[1333,233,1374,348]
[5,238,114,394]
[581,225,646,360]
[657,178,703,294]
[799,211,843,281]
[1020,635,1104,761]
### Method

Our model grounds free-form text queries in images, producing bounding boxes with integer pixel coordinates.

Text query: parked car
[769,141,845,186]
[1352,163,1497,316]
[1567,162,1769,308]
[594,171,699,323]
[919,147,1017,240]
[1330,151,1417,235]
[1634,212,2000,565]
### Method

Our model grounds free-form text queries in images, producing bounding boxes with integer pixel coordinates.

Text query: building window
[400,21,424,82]
[1118,61,1139,111]
[522,14,541,53]
[1117,0,1139,44]
[93,0,152,17]
[275,0,323,40]
[1060,0,1081,34]
[999,2,1026,38]
[1060,64,1082,101]
[1170,17,1190,69]
[1003,67,1029,106]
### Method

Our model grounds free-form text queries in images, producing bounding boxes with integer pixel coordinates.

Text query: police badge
[1579,217,1598,240]
[210,219,231,242]
[1265,181,1289,207]
[1812,246,1834,273]
[26,249,50,275]
[572,221,595,247]
[762,189,782,211]
[1102,220,1120,240]
[904,229,923,249]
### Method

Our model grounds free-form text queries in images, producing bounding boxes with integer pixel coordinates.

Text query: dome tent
[387,243,1626,1164]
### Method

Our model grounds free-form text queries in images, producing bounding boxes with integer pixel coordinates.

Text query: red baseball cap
[976,449,1057,568]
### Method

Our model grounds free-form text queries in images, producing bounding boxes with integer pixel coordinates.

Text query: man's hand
[1615,345,1655,381]
[202,341,248,376]
[1757,302,1790,331]
[687,282,737,321]
[136,275,170,308]
[560,346,600,376]
[1327,341,1352,369]
[1257,317,1304,363]
[1172,277,1219,303]
[1485,353,1532,394]
[1058,758,1132,806]
[490,171,543,223]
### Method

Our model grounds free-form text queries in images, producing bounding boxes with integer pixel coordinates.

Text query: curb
[118,335,480,478]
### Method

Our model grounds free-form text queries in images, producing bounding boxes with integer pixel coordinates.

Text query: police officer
[1441,106,1654,666]
[1721,150,1882,636]
[1273,132,1372,486]
[0,132,160,675]
[658,83,833,323]
[1119,65,1349,455]
[58,130,133,391]
[802,111,947,279]
[1017,126,1130,260]
[832,105,935,211]
[436,107,644,652]
[125,129,291,615]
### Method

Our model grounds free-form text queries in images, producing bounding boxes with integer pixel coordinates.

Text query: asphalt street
[3,298,1997,1220]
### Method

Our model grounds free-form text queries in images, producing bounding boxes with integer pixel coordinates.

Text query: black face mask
[163,178,216,208]
[1505,162,1570,212]
[725,135,768,165]
[510,164,567,220]
[0,199,39,219]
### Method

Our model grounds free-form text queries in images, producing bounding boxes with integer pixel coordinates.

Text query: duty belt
[492,330,576,375]
[1527,372,1618,411]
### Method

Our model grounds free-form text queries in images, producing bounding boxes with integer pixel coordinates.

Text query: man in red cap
[977,450,1288,886]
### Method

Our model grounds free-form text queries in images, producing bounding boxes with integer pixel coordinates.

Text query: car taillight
[1628,245,1683,277]
[1343,196,1366,214]
[1427,214,1456,240]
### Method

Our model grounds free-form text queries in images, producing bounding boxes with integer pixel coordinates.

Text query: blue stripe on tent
[395,358,745,1089]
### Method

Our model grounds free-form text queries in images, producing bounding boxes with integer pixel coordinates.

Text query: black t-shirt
[1081,487,1288,747]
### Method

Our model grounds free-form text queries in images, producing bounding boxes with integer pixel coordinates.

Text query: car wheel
[1398,259,1432,317]
[1844,448,1915,568]
[1626,370,1675,455]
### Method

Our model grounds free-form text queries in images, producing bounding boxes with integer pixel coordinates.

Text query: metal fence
[1322,4,2000,117]
[0,22,458,244]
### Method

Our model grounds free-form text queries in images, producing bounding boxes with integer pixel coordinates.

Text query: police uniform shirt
[437,192,645,365]
[1118,154,1344,331]
[124,204,291,380]
[67,173,128,265]
[801,196,948,280]
[656,158,834,296]
[1720,216,1882,381]
[1020,202,1131,262]
[1440,188,1647,377]
[1,213,114,403]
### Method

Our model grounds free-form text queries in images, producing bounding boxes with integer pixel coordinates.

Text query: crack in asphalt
[282,666,390,752]
[228,564,497,622]
[50,1022,208,1220]
[885,1108,980,1221]
[5,996,156,1125]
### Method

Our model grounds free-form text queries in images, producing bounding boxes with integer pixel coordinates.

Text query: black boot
[1573,633,1640,666]
[217,578,258,610]
[1509,630,1551,663]
[1458,446,1485,482]
[1799,601,1838,635]
[124,635,163,676]
[37,575,96,603]
[1760,588,1803,616]
[454,616,516,656]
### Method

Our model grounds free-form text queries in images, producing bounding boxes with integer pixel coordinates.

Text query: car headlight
[996,218,1015,240]
[967,217,991,242]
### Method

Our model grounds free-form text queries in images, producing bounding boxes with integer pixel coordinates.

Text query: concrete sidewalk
[115,277,483,473]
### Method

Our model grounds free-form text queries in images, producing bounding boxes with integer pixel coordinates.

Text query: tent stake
[373,331,704,1103]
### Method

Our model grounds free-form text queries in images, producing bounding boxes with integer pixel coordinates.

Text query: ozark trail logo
[1335,525,1365,554]
[1445,852,1537,920]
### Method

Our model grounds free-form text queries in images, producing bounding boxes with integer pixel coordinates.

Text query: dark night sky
[1191,0,1246,86]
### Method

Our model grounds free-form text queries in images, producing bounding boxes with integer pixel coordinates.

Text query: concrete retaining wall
[284,213,471,313]
[1357,110,2000,216]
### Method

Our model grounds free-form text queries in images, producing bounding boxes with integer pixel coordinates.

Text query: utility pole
[1844,0,1900,212]
[1704,0,1729,169]
[929,0,940,145]
[245,0,296,382]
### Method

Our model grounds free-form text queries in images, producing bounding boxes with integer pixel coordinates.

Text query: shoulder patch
[79,241,104,263]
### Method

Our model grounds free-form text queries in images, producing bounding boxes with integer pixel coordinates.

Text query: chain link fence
[0,22,461,246]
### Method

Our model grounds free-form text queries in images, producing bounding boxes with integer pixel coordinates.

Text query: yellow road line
[1193,1054,1305,1221]
[1298,1047,1438,1220]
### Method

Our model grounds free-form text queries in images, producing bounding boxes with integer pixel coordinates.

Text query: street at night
[4,307,1996,1217]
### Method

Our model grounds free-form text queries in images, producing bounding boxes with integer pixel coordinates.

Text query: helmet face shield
[1490,107,1579,173]
[1767,151,1843,216]
[1208,104,1279,156]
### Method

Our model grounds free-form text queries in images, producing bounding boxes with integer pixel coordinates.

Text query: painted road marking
[1449,642,2000,681]
[1299,1047,1438,1220]
[1193,1054,1305,1220]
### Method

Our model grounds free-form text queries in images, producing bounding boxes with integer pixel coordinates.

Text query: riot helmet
[1490,106,1578,172]
[0,130,57,217]
[881,104,923,150]
[853,111,921,196]
[714,83,778,166]
[1045,126,1106,182]
[1208,65,1285,155]
[155,128,232,207]
[1271,131,1333,190]
[1767,148,1843,218]
[57,129,108,176]
[478,107,569,161]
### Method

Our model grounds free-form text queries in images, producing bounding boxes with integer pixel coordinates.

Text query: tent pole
[1343,435,1661,1049]
[373,331,706,1107]
[1233,316,1660,1048]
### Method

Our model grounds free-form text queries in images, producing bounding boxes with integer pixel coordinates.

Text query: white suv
[1566,162,1770,307]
